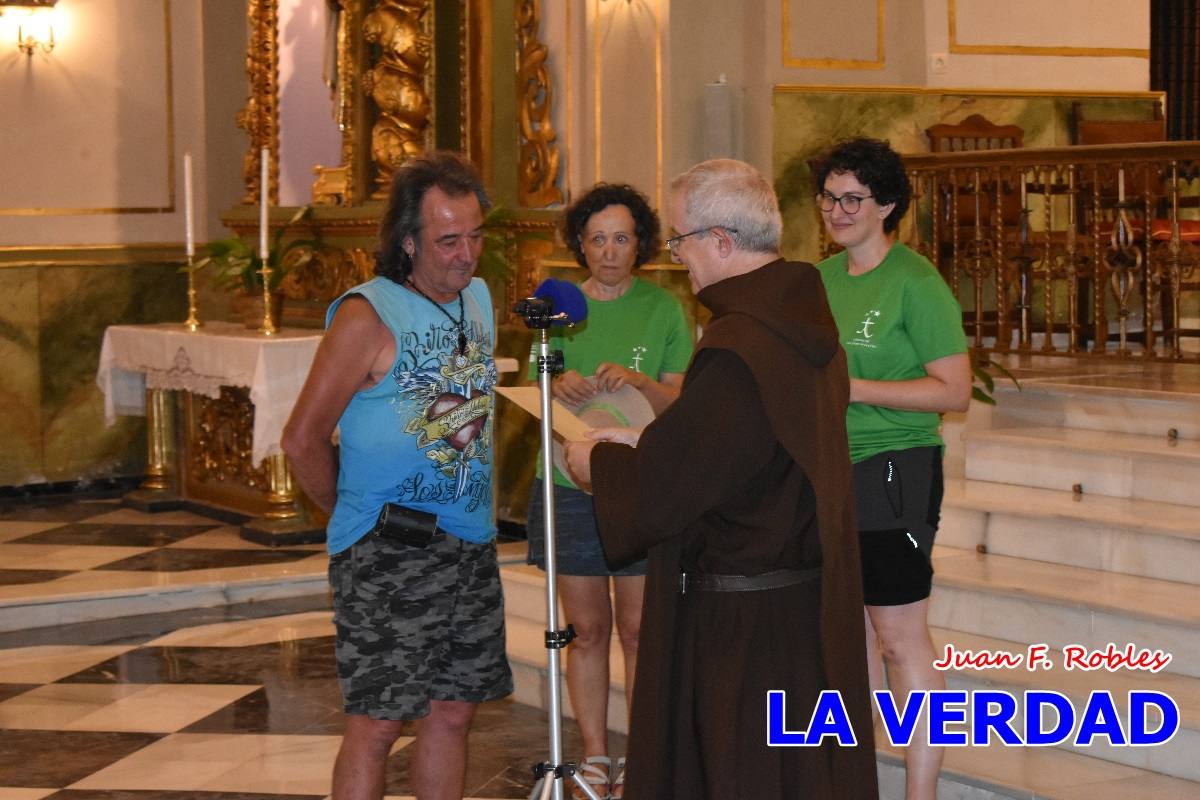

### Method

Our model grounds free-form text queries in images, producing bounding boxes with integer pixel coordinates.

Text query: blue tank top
[324,276,497,554]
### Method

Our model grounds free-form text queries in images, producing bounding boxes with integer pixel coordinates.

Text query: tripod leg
[529,771,555,800]
[570,770,606,800]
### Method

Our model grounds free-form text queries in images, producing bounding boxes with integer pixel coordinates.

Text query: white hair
[670,159,782,253]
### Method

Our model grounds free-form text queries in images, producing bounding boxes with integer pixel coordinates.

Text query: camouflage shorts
[328,529,513,720]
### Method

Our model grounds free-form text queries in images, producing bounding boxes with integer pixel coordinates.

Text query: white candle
[1118,168,1125,203]
[183,153,195,258]
[259,147,269,261]
[1019,172,1027,208]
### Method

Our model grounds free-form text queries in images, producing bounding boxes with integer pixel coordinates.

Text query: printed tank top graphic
[392,318,495,513]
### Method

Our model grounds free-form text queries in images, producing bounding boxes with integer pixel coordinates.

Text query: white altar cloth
[96,322,322,466]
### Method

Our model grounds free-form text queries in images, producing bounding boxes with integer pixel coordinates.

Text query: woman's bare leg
[867,599,944,800]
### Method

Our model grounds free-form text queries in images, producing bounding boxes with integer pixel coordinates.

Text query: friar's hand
[563,439,596,490]
[586,426,641,447]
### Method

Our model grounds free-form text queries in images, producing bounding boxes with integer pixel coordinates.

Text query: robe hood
[696,258,840,368]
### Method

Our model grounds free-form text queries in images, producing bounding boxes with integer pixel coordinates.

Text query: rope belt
[678,567,820,595]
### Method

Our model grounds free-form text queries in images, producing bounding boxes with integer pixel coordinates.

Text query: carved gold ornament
[363,0,432,198]
[515,0,562,208]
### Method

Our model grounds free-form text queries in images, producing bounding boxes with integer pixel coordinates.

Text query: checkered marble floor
[0,499,603,800]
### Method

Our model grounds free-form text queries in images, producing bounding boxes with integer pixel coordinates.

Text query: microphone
[512,278,589,329]
[533,278,588,324]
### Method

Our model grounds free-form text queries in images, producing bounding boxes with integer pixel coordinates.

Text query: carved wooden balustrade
[859,143,1200,361]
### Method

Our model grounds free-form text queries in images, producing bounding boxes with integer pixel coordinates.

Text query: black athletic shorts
[853,445,944,606]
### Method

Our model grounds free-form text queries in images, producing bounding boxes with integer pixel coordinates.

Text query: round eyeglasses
[815,192,874,214]
[665,226,739,252]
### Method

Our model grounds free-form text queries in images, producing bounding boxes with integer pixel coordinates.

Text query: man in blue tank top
[283,152,511,800]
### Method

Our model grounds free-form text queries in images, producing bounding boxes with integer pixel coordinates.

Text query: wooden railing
[825,143,1200,360]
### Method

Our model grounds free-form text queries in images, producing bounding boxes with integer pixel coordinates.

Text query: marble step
[929,627,1200,782]
[988,381,1200,440]
[930,545,1200,678]
[500,562,555,626]
[964,425,1200,507]
[938,479,1200,585]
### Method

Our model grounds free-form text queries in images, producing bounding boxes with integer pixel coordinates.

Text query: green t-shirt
[527,276,693,486]
[817,243,967,463]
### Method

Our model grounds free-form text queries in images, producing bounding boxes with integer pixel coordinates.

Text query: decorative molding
[237,0,280,205]
[464,0,493,185]
[782,0,885,70]
[515,0,563,208]
[362,0,434,199]
[188,387,268,491]
[0,244,191,268]
[774,84,1164,100]
[277,245,374,302]
[323,0,367,205]
[947,0,1149,59]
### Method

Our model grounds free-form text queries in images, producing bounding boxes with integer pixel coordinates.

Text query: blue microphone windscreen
[533,279,588,324]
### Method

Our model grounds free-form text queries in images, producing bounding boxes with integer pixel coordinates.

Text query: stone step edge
[943,478,1200,543]
[932,545,1200,630]
[963,425,1200,460]
[0,575,331,632]
[991,380,1200,407]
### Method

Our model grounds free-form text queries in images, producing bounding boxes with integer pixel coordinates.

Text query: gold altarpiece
[145,0,562,537]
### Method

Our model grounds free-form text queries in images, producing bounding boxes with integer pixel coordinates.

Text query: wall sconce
[0,0,58,57]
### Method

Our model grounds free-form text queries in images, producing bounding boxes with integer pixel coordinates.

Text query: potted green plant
[194,205,317,328]
[970,350,1021,405]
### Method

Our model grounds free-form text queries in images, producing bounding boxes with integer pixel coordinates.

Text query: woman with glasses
[526,182,692,800]
[813,138,971,800]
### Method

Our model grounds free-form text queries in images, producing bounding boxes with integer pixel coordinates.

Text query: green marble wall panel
[0,269,43,486]
[773,89,1162,264]
[38,262,186,484]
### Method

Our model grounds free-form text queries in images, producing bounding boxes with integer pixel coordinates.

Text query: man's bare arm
[281,296,392,513]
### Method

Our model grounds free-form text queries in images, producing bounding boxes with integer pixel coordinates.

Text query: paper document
[496,386,592,441]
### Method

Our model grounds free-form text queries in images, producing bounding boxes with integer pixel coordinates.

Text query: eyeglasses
[815,191,875,214]
[665,226,738,252]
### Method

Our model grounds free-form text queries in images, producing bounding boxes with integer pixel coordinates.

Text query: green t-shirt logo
[629,345,648,372]
[854,310,882,345]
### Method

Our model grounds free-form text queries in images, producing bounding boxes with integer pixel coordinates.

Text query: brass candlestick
[258,262,276,336]
[184,255,203,331]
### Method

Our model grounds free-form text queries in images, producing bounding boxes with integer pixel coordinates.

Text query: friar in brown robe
[565,159,877,800]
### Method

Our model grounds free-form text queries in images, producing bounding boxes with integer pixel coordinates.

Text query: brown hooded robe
[590,259,877,800]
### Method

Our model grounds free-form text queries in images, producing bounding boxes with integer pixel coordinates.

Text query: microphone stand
[513,298,603,800]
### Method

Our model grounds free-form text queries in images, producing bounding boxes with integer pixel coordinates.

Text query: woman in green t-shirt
[813,138,971,800]
[526,183,692,799]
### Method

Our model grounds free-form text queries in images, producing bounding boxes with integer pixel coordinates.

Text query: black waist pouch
[371,503,438,547]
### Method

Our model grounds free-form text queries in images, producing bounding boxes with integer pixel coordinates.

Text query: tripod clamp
[532,761,579,780]
[537,351,564,375]
[545,624,576,650]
